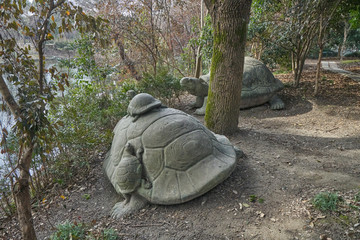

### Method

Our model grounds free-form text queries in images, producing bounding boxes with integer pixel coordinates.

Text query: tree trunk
[297,52,307,85]
[315,45,323,95]
[315,15,324,96]
[0,74,21,117]
[14,147,37,240]
[204,0,252,134]
[293,29,315,87]
[337,43,342,59]
[340,20,349,61]
[194,0,204,78]
[293,55,300,86]
[38,43,44,94]
[194,48,202,78]
[291,52,295,75]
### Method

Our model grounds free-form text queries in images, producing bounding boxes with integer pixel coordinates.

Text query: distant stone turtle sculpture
[180,57,285,115]
[104,93,238,218]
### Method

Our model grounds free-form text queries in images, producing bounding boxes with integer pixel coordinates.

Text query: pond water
[0,64,59,174]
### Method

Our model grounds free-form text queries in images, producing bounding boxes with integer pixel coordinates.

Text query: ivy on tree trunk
[203,0,252,135]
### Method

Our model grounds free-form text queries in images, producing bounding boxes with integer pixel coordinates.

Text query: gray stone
[180,57,285,115]
[104,93,238,218]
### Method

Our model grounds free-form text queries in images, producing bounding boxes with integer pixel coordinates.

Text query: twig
[118,233,134,236]
[4,165,19,178]
[326,127,339,132]
[44,210,56,229]
[130,223,166,228]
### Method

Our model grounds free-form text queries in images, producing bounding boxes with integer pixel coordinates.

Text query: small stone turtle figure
[180,57,285,115]
[104,93,238,218]
[114,142,143,204]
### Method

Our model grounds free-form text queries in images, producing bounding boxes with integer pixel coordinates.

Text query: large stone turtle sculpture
[181,57,285,115]
[103,93,237,218]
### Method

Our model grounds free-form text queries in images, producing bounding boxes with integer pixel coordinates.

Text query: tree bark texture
[14,147,37,240]
[0,74,21,117]
[315,15,324,96]
[204,0,252,134]
[194,0,205,78]
[194,48,202,78]
[340,20,349,61]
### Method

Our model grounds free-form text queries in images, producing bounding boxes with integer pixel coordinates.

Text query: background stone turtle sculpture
[104,93,238,218]
[180,57,285,115]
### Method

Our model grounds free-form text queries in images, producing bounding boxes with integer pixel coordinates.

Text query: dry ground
[1,60,360,240]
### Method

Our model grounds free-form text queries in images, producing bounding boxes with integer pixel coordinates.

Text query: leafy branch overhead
[0,0,106,146]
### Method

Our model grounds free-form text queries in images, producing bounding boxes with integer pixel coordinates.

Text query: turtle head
[180,77,199,95]
[181,77,208,96]
[126,90,137,100]
[124,142,135,155]
[127,93,162,118]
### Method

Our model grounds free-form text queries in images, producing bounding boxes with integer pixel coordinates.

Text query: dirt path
[1,66,360,240]
[322,60,360,82]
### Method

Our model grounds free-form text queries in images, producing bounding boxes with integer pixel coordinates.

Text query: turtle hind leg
[111,194,148,219]
[269,95,285,110]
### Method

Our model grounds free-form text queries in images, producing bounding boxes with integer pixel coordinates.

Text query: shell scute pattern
[163,130,212,171]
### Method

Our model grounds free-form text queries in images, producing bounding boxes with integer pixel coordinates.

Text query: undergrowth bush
[136,68,182,105]
[312,192,342,212]
[48,81,129,184]
[50,221,118,240]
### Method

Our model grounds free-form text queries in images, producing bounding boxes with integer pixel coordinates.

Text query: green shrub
[48,82,128,183]
[135,68,182,105]
[50,221,87,240]
[50,221,119,240]
[260,45,292,70]
[312,192,342,212]
[354,191,360,202]
[100,229,119,240]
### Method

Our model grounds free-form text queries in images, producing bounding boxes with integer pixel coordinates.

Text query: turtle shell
[197,57,283,109]
[240,57,284,108]
[127,93,162,116]
[104,107,236,205]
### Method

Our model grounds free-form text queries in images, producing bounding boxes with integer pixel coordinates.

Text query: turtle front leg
[194,96,207,115]
[269,95,285,110]
[111,194,148,219]
[191,96,204,108]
